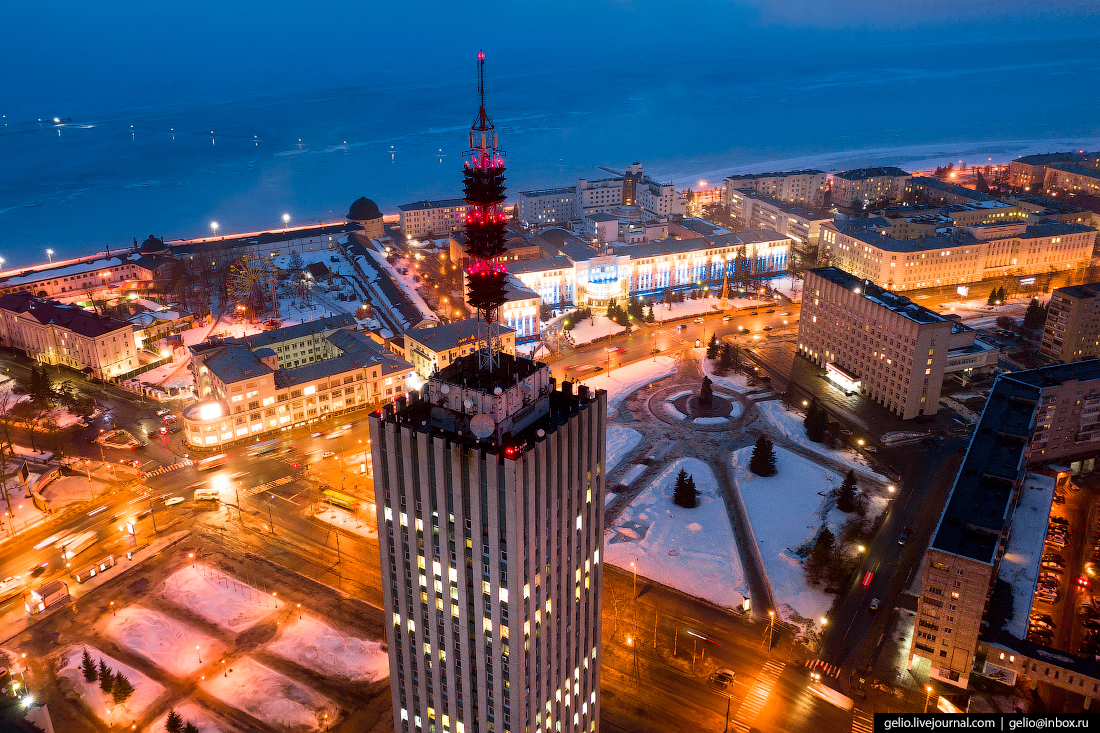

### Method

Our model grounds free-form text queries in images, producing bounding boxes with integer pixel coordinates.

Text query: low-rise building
[577,161,685,220]
[831,166,911,208]
[448,223,545,270]
[398,198,469,239]
[798,268,997,419]
[518,186,577,227]
[905,177,995,206]
[1045,164,1100,197]
[909,361,1100,691]
[401,318,516,380]
[726,189,832,265]
[185,317,412,448]
[0,253,160,302]
[723,169,826,207]
[820,218,1096,291]
[0,292,139,379]
[1009,152,1100,190]
[1040,282,1100,363]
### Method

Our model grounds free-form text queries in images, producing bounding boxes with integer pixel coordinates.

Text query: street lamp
[630,561,637,598]
[211,221,219,238]
[857,545,865,553]
[924,685,934,712]
[887,485,896,494]
[283,213,291,230]
[46,248,54,263]
[820,617,828,626]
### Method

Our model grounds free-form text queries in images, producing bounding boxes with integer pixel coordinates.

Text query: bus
[808,682,854,711]
[59,531,100,562]
[247,440,281,457]
[321,489,361,512]
[194,487,221,501]
[196,454,228,471]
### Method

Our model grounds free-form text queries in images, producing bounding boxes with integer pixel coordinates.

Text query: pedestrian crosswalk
[241,476,294,497]
[731,659,785,733]
[145,460,192,477]
[852,709,873,733]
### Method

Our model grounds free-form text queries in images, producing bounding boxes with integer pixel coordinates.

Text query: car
[780,312,792,316]
[322,451,336,459]
[864,445,879,454]
[1031,613,1055,625]
[130,442,147,450]
[898,533,908,546]
[164,497,186,507]
[593,366,603,372]
[156,408,171,416]
[762,326,772,331]
[170,426,182,434]
[723,315,734,322]
[750,311,759,315]
[708,668,737,688]
[869,598,880,612]
[694,317,704,324]
[766,309,775,313]
[651,348,660,354]
[311,432,323,438]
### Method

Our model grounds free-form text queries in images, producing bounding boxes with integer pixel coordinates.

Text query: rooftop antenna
[462,50,509,373]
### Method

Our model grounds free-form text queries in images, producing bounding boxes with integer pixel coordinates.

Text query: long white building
[371,354,605,733]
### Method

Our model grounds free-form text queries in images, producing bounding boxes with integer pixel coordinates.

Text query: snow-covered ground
[605,458,748,609]
[756,400,885,479]
[999,473,1057,640]
[701,355,755,394]
[565,313,625,346]
[309,503,377,539]
[576,355,677,412]
[200,656,336,732]
[267,615,388,682]
[148,701,233,733]
[103,605,225,678]
[58,645,164,726]
[38,475,109,507]
[618,464,647,487]
[770,275,802,303]
[732,446,877,626]
[161,565,277,633]
[606,425,642,473]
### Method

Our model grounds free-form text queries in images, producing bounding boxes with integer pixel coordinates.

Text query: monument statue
[699,375,713,408]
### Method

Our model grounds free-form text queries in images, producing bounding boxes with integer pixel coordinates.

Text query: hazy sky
[3,0,1098,119]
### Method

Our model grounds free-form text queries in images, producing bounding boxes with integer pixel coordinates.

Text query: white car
[708,668,737,688]
[165,497,186,507]
[322,451,337,459]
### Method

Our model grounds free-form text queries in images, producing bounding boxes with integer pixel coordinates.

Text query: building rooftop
[931,360,1100,564]
[907,176,995,202]
[205,344,275,384]
[1017,219,1095,239]
[398,198,468,212]
[533,229,600,262]
[586,213,618,223]
[808,267,951,325]
[828,219,974,253]
[724,169,824,181]
[0,292,132,337]
[508,255,573,276]
[1014,152,1100,166]
[730,189,832,220]
[834,166,910,181]
[408,318,515,353]
[519,187,576,197]
[1047,163,1100,181]
[623,229,789,259]
[1054,282,1100,300]
[236,314,356,349]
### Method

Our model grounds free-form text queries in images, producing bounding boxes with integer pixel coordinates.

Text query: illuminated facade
[723,169,826,207]
[831,166,911,208]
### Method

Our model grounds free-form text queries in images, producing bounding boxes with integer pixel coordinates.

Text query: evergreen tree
[81,648,97,683]
[728,342,742,374]
[804,398,827,443]
[111,673,134,705]
[706,334,719,360]
[183,723,200,733]
[98,660,114,693]
[837,469,858,513]
[1023,298,1047,330]
[987,288,998,306]
[673,468,697,508]
[165,710,184,733]
[717,343,733,375]
[749,435,777,477]
[645,305,655,323]
[287,250,304,275]
[806,527,834,586]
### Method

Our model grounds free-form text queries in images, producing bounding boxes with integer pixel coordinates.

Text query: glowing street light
[211,221,219,237]
[924,685,934,712]
[46,248,54,263]
[282,213,291,229]
[887,485,896,494]
[820,617,828,626]
[857,545,866,553]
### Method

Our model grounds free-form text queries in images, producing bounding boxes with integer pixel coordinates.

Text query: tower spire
[461,51,508,372]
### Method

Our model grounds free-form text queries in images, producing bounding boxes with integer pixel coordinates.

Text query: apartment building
[831,167,911,208]
[0,253,160,302]
[398,318,517,381]
[518,187,577,227]
[370,354,605,733]
[723,169,826,207]
[1009,152,1100,190]
[1045,164,1100,197]
[820,219,1096,292]
[798,268,998,419]
[185,316,413,448]
[905,177,995,206]
[399,199,470,239]
[1040,283,1100,363]
[576,161,684,220]
[909,361,1100,692]
[726,189,832,264]
[0,292,138,379]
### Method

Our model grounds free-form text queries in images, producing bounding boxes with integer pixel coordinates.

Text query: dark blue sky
[3,0,1098,119]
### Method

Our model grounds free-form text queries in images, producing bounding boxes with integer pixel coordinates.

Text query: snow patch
[103,605,226,678]
[267,615,388,682]
[161,564,277,633]
[605,425,642,473]
[576,356,677,411]
[58,645,164,726]
[200,656,336,732]
[148,701,234,733]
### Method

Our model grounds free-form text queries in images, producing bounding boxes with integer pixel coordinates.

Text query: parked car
[766,309,775,313]
[898,532,908,546]
[708,669,737,688]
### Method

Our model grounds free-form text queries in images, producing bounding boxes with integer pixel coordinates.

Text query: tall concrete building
[798,268,999,419]
[831,166,911,208]
[908,361,1100,692]
[723,169,826,207]
[370,355,607,733]
[1040,282,1100,363]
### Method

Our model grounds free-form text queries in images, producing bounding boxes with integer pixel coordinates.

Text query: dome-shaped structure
[348,197,382,221]
[140,234,167,255]
[347,197,384,239]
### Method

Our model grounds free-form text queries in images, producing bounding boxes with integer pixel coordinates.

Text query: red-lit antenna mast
[462,49,509,372]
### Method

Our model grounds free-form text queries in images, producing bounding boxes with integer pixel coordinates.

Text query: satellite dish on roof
[470,413,495,439]
[441,384,450,394]
[493,386,503,395]
[463,398,474,409]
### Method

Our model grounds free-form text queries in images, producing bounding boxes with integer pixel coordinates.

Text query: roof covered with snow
[998,473,1056,640]
[0,292,133,337]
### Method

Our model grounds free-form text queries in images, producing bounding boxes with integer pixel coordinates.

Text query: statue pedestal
[674,393,734,419]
